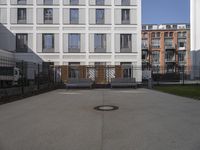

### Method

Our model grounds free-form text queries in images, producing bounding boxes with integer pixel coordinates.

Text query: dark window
[96,0,104,5]
[68,34,80,53]
[121,0,130,5]
[70,0,79,5]
[70,8,79,24]
[17,0,26,4]
[152,51,160,64]
[44,0,53,5]
[16,34,28,53]
[178,51,186,62]
[44,8,53,24]
[94,34,106,53]
[69,62,80,79]
[120,62,132,78]
[121,9,130,24]
[96,9,104,24]
[42,34,54,53]
[120,34,132,52]
[17,8,26,24]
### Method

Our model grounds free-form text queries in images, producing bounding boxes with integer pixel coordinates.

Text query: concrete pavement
[0,89,200,150]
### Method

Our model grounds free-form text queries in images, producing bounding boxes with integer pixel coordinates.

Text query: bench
[110,78,137,88]
[66,78,93,89]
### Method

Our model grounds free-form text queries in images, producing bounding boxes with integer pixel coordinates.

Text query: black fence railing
[0,60,62,103]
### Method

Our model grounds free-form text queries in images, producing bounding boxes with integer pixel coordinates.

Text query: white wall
[191,0,200,79]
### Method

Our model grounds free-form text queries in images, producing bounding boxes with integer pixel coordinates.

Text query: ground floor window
[69,62,80,79]
[120,62,132,78]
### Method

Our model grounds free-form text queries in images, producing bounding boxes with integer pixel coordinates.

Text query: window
[16,34,28,52]
[142,39,148,49]
[94,34,106,53]
[70,0,79,5]
[42,34,54,53]
[178,32,187,38]
[70,9,79,24]
[152,51,160,64]
[96,9,104,24]
[69,62,80,79]
[44,8,53,24]
[68,34,80,53]
[165,50,175,62]
[120,62,132,78]
[120,34,132,52]
[165,39,173,47]
[44,0,53,5]
[178,51,186,62]
[121,0,130,5]
[121,9,130,24]
[142,50,148,60]
[17,0,26,4]
[178,39,186,48]
[96,0,104,5]
[151,39,160,48]
[17,8,26,24]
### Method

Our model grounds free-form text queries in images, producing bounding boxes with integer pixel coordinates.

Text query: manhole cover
[94,105,119,111]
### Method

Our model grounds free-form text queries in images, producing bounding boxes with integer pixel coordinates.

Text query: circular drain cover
[94,105,119,111]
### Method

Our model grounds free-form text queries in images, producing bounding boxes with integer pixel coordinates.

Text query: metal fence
[0,60,62,102]
[142,65,200,85]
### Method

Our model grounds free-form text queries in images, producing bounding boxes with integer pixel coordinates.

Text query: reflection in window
[44,8,53,24]
[96,9,104,24]
[121,9,130,24]
[94,34,106,53]
[70,8,79,24]
[43,34,54,53]
[68,34,80,53]
[120,34,132,52]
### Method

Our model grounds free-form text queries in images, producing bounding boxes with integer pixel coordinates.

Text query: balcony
[165,57,175,62]
[165,44,176,50]
[178,47,186,51]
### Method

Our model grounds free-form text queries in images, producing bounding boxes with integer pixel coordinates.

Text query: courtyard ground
[0,89,200,150]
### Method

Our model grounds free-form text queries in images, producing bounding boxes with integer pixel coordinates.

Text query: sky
[142,0,190,24]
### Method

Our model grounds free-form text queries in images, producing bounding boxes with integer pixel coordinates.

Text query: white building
[191,0,200,79]
[0,0,141,81]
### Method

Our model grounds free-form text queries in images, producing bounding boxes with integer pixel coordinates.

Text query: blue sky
[142,0,190,24]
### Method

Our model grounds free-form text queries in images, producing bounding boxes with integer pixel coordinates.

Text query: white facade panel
[10,8,17,24]
[89,9,95,25]
[63,8,69,24]
[0,8,7,24]
[105,9,111,25]
[36,34,42,53]
[63,34,68,53]
[27,8,33,24]
[53,8,59,24]
[115,9,121,24]
[37,8,44,24]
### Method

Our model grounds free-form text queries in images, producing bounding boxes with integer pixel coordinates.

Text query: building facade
[191,0,200,79]
[0,0,142,82]
[142,24,190,74]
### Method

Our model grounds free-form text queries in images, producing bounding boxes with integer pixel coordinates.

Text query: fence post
[21,60,24,95]
[37,64,40,90]
[182,65,185,85]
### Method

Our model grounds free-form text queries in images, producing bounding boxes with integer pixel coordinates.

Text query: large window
[121,9,130,24]
[120,62,132,78]
[178,51,186,62]
[121,0,130,5]
[165,39,173,47]
[16,34,28,53]
[17,0,26,4]
[152,51,160,64]
[151,39,160,48]
[70,8,79,24]
[165,50,175,62]
[44,8,53,24]
[17,8,26,24]
[94,34,106,53]
[42,34,54,53]
[70,0,79,5]
[68,34,80,53]
[44,0,53,5]
[69,62,80,79]
[178,39,186,48]
[120,34,132,53]
[96,9,104,24]
[96,0,104,5]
